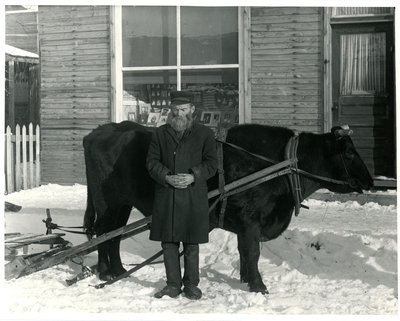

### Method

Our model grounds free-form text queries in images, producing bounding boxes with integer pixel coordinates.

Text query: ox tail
[83,181,96,241]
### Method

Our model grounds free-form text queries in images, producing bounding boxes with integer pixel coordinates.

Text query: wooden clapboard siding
[6,11,38,54]
[38,6,111,184]
[250,7,323,133]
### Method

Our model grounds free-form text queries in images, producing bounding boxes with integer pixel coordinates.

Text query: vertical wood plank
[35,66,40,124]
[29,66,35,124]
[323,7,333,132]
[238,7,244,123]
[110,5,122,123]
[176,6,181,90]
[6,126,14,193]
[35,125,41,187]
[8,61,15,130]
[15,124,21,191]
[28,65,40,126]
[29,123,34,188]
[22,125,28,190]
[239,7,252,124]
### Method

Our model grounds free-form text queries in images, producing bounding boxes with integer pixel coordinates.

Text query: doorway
[331,22,395,178]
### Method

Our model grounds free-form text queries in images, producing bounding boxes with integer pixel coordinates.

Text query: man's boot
[154,285,182,299]
[154,242,182,299]
[182,243,202,300]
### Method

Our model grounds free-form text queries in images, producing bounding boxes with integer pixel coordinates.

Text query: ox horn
[333,125,353,137]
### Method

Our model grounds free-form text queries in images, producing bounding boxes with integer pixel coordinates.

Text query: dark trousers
[161,242,199,288]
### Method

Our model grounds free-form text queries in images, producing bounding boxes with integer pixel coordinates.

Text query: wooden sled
[4,214,152,281]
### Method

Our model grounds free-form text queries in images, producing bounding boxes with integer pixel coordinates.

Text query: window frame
[111,5,246,123]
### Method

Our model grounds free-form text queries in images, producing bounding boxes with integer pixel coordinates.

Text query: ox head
[323,125,373,193]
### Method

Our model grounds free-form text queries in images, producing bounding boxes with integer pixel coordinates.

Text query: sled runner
[4,211,152,281]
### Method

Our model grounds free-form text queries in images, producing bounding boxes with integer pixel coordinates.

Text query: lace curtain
[340,32,386,95]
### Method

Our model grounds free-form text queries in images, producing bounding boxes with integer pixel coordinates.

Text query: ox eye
[345,151,354,160]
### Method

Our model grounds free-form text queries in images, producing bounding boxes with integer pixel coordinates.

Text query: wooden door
[332,22,395,178]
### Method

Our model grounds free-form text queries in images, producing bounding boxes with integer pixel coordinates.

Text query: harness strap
[216,141,227,228]
[224,168,292,198]
[296,168,350,185]
[219,138,309,216]
[217,142,225,196]
[284,133,305,216]
[209,196,221,213]
[292,135,307,215]
[43,219,88,235]
[218,138,352,188]
[217,140,277,164]
[285,137,297,214]
[219,198,228,228]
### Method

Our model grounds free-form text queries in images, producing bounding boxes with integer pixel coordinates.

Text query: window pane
[340,32,386,95]
[182,69,239,138]
[122,6,177,67]
[335,7,392,16]
[123,70,177,124]
[181,7,238,65]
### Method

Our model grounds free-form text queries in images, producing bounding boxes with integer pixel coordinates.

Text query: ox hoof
[249,286,269,295]
[112,267,127,278]
[99,272,114,282]
[240,276,249,283]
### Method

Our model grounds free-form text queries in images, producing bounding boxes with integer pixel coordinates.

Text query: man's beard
[168,114,193,132]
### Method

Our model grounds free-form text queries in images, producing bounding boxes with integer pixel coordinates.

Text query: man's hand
[165,174,194,189]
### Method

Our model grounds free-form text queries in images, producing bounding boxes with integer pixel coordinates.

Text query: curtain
[340,32,386,95]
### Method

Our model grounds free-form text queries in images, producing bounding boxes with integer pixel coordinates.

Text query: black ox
[83,121,373,294]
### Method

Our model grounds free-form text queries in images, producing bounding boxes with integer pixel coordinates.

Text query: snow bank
[1,184,398,318]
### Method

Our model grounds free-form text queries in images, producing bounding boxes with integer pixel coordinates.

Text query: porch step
[373,178,397,189]
[309,190,396,206]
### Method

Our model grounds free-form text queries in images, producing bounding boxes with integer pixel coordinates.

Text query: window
[340,32,386,95]
[121,6,239,137]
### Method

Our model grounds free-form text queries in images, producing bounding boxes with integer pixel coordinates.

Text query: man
[146,91,218,300]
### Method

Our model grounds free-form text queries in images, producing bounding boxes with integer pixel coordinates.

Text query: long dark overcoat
[146,123,218,243]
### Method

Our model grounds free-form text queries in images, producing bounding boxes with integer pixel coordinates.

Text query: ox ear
[325,133,346,156]
[326,126,350,155]
[331,125,353,139]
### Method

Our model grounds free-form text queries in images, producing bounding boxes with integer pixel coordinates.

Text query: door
[332,22,395,178]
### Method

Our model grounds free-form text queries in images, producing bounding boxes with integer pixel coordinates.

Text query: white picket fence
[5,123,41,194]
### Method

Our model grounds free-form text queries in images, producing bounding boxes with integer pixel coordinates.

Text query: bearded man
[146,91,218,300]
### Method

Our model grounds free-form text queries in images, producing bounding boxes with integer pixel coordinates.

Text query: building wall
[34,6,395,185]
[250,7,323,133]
[37,6,325,185]
[38,6,111,184]
[6,10,38,54]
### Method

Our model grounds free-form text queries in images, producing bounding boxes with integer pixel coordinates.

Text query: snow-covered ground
[1,184,398,320]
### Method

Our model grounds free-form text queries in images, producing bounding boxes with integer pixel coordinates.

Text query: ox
[83,121,373,294]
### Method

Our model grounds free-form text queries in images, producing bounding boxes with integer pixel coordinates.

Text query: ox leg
[97,240,112,281]
[109,236,126,277]
[237,224,268,294]
[95,212,117,281]
[108,205,132,277]
[237,234,249,283]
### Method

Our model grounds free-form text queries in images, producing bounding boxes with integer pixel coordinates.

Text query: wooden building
[35,6,395,185]
[5,7,40,130]
[38,6,110,184]
[5,6,39,55]
[5,45,40,130]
